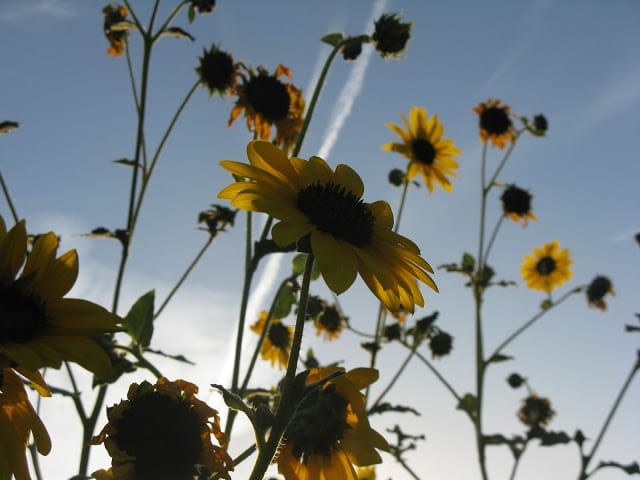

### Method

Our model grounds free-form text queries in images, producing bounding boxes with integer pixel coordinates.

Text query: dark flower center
[533,114,548,132]
[268,322,290,350]
[412,138,436,165]
[501,186,532,215]
[114,392,203,480]
[198,48,234,93]
[480,106,512,135]
[285,383,350,461]
[429,331,453,358]
[296,182,374,247]
[587,276,612,302]
[536,257,556,276]
[319,306,342,332]
[0,283,47,343]
[245,74,290,122]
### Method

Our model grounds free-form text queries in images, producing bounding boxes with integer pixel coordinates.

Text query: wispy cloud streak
[0,0,74,22]
[318,0,388,159]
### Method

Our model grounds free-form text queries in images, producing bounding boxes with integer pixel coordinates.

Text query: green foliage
[320,32,344,47]
[124,290,155,348]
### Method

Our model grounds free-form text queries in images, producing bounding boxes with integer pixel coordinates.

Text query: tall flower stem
[577,353,640,480]
[248,253,315,480]
[368,345,416,412]
[0,169,19,224]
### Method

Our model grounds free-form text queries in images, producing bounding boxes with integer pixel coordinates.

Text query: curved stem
[240,275,297,396]
[409,343,462,405]
[154,234,214,320]
[488,287,582,362]
[578,354,640,480]
[292,40,345,156]
[368,346,416,412]
[248,253,314,480]
[0,169,19,224]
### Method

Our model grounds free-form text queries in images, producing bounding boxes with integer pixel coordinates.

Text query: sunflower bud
[507,373,525,389]
[586,275,615,311]
[388,168,406,186]
[372,13,412,58]
[196,45,236,97]
[530,114,548,136]
[341,35,369,61]
[429,331,453,359]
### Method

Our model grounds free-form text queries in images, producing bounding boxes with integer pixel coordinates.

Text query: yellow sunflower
[521,240,572,293]
[229,64,305,153]
[357,466,376,480]
[0,216,122,376]
[0,367,51,480]
[382,106,460,193]
[250,310,294,370]
[473,98,516,149]
[218,141,438,313]
[92,377,233,480]
[277,367,389,480]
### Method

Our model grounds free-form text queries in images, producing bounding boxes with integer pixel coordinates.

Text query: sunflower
[218,141,438,313]
[0,367,51,480]
[250,311,294,370]
[196,44,238,97]
[229,64,304,153]
[520,240,572,293]
[500,184,537,225]
[382,106,460,193]
[357,466,376,480]
[277,367,388,480]
[473,99,516,149]
[586,275,615,311]
[315,303,345,341]
[517,394,555,431]
[0,217,122,376]
[92,378,233,480]
[103,4,128,58]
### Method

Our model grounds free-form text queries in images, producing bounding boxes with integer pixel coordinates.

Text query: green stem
[240,275,297,396]
[578,354,640,480]
[78,385,108,475]
[483,215,504,266]
[368,346,416,412]
[488,287,582,362]
[509,442,529,480]
[64,362,87,423]
[0,168,19,224]
[485,131,522,193]
[224,211,255,437]
[154,234,214,320]
[292,40,345,156]
[248,253,314,480]
[409,343,462,405]
[395,454,422,480]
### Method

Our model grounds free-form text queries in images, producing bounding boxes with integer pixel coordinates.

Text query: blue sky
[1,0,639,479]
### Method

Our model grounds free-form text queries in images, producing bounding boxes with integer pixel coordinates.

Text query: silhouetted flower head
[197,45,237,97]
[473,99,515,149]
[103,4,128,57]
[429,331,453,359]
[518,394,555,430]
[372,13,412,58]
[586,275,615,311]
[500,185,537,225]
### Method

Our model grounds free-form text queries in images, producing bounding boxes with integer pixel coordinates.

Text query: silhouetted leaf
[488,353,513,364]
[321,32,344,47]
[124,290,155,347]
[538,430,571,446]
[145,348,195,365]
[368,402,420,416]
[461,252,475,272]
[160,27,195,41]
[272,283,296,319]
[457,393,478,419]
[597,460,640,475]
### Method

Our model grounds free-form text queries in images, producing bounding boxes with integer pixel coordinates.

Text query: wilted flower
[518,394,555,431]
[473,99,516,149]
[315,303,346,341]
[586,275,615,311]
[103,4,128,57]
[429,330,453,359]
[372,13,412,58]
[500,184,537,225]
[196,45,237,97]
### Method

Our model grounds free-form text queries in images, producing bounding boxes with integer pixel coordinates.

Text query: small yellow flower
[218,141,438,313]
[229,64,304,153]
[102,4,128,58]
[250,311,293,369]
[521,240,572,293]
[473,99,516,149]
[92,378,233,480]
[0,367,51,480]
[277,368,389,480]
[0,216,122,376]
[382,106,460,193]
[315,303,345,341]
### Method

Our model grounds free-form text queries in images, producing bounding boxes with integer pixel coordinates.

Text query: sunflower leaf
[321,32,344,47]
[124,290,155,348]
[0,120,19,134]
[595,460,640,475]
[461,252,475,272]
[488,353,513,364]
[159,27,195,42]
[187,4,196,23]
[272,282,296,319]
[538,430,571,446]
[457,393,478,419]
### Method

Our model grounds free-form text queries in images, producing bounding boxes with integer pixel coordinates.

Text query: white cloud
[0,0,74,22]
